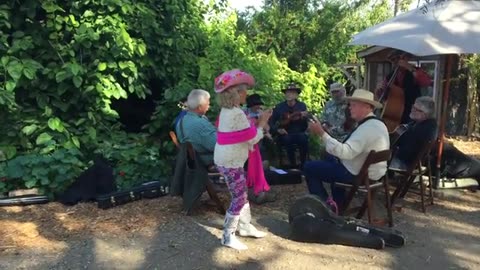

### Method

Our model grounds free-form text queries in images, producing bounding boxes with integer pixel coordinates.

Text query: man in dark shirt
[390,96,438,171]
[269,83,309,168]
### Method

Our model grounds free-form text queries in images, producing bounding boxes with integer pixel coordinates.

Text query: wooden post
[467,65,478,136]
[435,54,454,188]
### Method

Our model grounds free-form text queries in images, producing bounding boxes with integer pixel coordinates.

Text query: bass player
[375,50,432,125]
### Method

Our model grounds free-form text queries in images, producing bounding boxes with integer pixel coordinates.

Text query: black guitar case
[96,181,169,209]
[289,195,406,249]
[0,194,49,207]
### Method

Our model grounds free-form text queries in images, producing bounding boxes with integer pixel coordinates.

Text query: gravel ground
[0,138,479,270]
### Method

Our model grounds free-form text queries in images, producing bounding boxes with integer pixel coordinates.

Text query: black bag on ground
[289,195,405,249]
[265,169,302,185]
[57,156,117,205]
[431,142,480,183]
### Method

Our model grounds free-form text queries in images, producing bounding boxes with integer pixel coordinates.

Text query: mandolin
[280,111,310,128]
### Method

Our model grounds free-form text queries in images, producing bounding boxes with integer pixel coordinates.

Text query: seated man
[269,83,309,168]
[390,96,438,171]
[304,89,390,212]
[175,89,216,166]
[319,82,355,141]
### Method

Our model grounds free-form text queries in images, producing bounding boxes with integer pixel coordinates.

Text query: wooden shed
[356,46,477,136]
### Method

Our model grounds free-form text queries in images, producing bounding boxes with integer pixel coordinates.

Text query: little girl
[214,69,272,250]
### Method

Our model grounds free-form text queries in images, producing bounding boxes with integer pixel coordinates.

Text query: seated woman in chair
[390,96,438,172]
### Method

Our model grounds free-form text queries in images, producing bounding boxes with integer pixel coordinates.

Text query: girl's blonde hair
[217,84,248,109]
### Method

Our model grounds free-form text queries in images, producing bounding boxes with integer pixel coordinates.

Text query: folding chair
[389,140,435,213]
[335,150,393,227]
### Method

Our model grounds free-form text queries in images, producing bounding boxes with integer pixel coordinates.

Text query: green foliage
[0,148,85,198]
[0,0,208,194]
[151,11,329,129]
[0,0,394,195]
[238,0,392,76]
[94,132,172,190]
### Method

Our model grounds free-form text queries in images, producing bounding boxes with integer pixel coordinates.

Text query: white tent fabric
[350,0,480,56]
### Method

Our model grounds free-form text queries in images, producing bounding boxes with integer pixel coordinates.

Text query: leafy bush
[0,0,205,194]
[0,148,85,198]
[94,132,172,190]
[0,0,390,195]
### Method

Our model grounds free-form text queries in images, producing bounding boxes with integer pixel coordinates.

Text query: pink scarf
[217,125,257,145]
[216,115,270,195]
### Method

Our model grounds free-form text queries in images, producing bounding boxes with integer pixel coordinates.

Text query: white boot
[221,213,248,250]
[238,203,267,238]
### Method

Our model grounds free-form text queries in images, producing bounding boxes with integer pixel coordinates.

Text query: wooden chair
[389,140,435,213]
[169,131,180,149]
[184,142,226,215]
[334,150,393,227]
[170,128,226,215]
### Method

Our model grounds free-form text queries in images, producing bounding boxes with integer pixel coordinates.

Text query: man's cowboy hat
[282,82,301,94]
[214,69,255,93]
[345,89,383,109]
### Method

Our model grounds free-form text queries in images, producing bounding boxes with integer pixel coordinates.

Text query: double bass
[377,66,405,133]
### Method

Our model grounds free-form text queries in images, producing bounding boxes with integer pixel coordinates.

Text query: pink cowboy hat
[214,69,255,93]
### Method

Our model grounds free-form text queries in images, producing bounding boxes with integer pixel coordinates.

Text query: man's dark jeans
[304,154,355,205]
[278,133,309,167]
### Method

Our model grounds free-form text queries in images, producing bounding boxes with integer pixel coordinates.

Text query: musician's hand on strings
[277,128,288,135]
[308,118,325,136]
[398,59,415,71]
[375,81,385,99]
[321,122,332,133]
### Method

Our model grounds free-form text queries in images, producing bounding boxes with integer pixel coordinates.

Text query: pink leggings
[217,166,247,215]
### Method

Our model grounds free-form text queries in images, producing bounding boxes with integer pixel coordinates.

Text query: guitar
[389,124,409,148]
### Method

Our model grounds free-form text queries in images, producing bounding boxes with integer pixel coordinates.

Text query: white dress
[214,107,264,168]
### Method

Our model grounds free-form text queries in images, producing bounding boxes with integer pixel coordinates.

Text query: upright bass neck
[378,66,400,103]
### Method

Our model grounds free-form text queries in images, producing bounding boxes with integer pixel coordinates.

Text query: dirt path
[1,183,479,270]
[1,138,479,269]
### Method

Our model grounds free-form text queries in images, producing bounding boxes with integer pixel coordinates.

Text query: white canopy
[350,0,480,56]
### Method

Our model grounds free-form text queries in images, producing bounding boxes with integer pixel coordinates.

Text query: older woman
[390,96,438,171]
[214,69,272,250]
